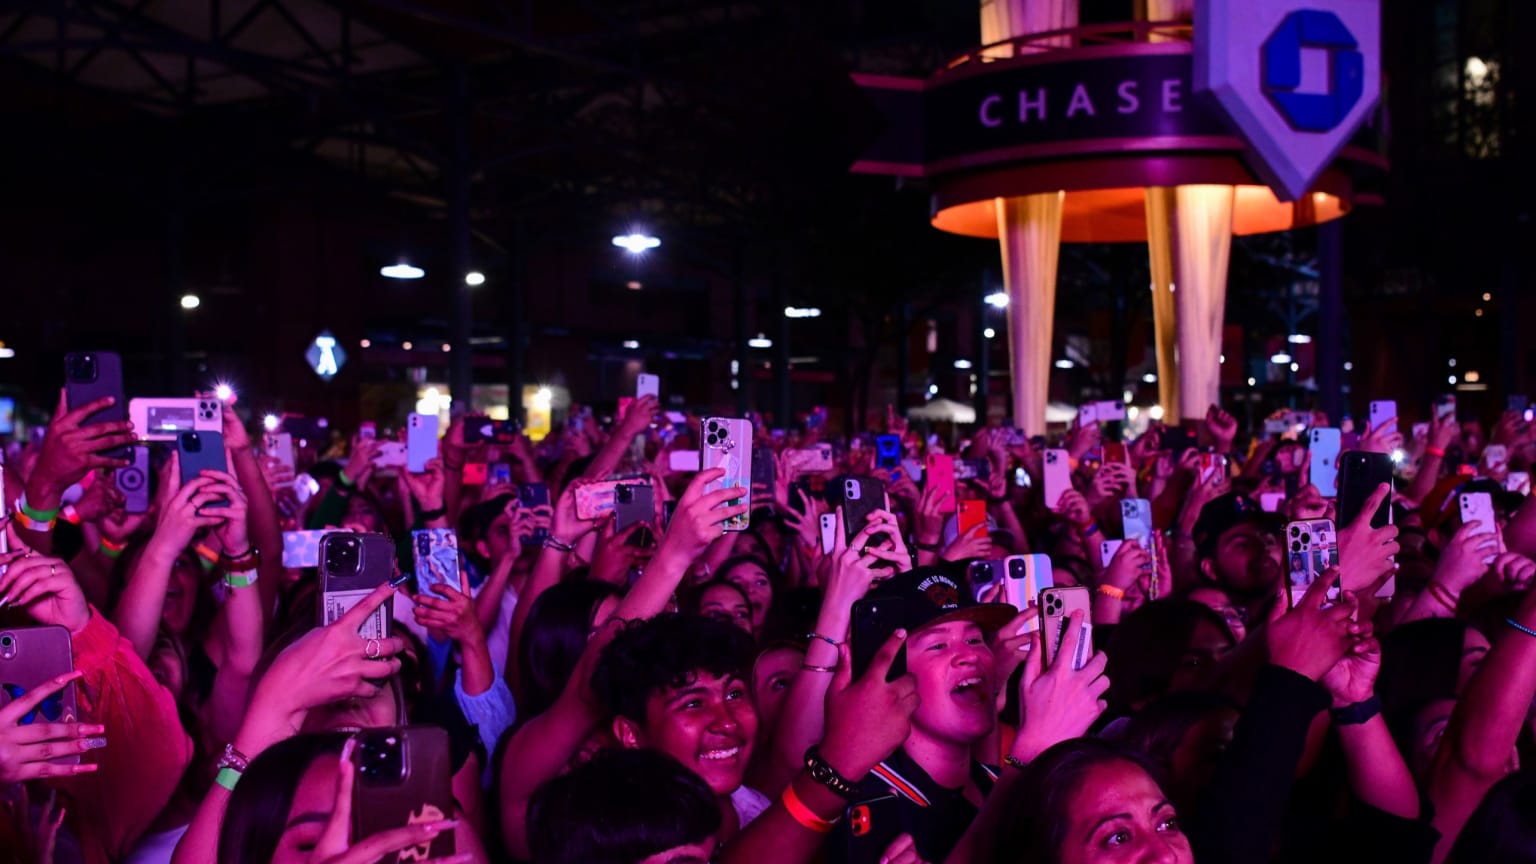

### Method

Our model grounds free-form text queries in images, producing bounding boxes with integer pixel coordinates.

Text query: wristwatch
[804,747,859,799]
[1330,695,1382,726]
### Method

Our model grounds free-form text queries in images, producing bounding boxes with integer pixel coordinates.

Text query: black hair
[1105,599,1235,712]
[527,748,721,864]
[990,738,1170,864]
[516,580,623,719]
[685,579,754,634]
[458,492,518,568]
[1378,618,1466,718]
[718,553,782,600]
[592,614,757,723]
[1119,690,1240,781]
[218,732,349,864]
[1446,771,1536,864]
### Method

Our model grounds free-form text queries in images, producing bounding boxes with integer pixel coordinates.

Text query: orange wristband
[1097,584,1126,600]
[781,784,837,834]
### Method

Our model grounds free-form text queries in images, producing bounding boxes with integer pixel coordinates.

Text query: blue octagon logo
[1261,10,1364,133]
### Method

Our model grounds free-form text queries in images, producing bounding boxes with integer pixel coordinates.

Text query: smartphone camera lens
[617,485,633,504]
[1009,559,1024,578]
[68,353,97,382]
[0,635,12,649]
[182,433,201,454]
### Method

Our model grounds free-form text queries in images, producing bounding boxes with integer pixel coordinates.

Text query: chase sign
[1195,0,1379,200]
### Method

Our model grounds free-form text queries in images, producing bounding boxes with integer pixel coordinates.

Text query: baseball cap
[862,564,1018,639]
[1192,492,1266,559]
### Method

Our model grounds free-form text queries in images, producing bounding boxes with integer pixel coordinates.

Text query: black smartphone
[352,726,455,864]
[178,431,229,508]
[614,482,655,532]
[64,351,127,457]
[751,447,776,491]
[464,416,521,445]
[851,597,907,681]
[1337,451,1394,529]
[842,476,887,547]
[518,482,550,544]
[318,533,396,639]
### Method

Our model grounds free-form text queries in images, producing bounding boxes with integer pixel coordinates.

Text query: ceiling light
[381,262,425,280]
[748,334,773,349]
[954,359,973,369]
[984,328,996,339]
[1287,334,1312,344]
[402,341,413,350]
[1271,352,1293,364]
[359,339,371,348]
[612,233,661,254]
[784,307,822,319]
[465,271,486,286]
[1054,359,1075,369]
[984,292,1009,309]
[180,294,200,310]
[1142,372,1157,383]
[622,340,640,349]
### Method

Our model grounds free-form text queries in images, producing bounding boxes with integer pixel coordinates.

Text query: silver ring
[364,638,382,660]
[49,563,56,578]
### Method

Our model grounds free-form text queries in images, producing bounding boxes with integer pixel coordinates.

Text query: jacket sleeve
[1187,663,1330,864]
[56,609,193,864]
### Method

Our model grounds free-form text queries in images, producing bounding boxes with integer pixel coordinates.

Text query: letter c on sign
[979,94,1003,128]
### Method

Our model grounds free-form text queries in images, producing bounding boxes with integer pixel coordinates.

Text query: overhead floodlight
[1054,359,1075,369]
[954,359,973,370]
[984,292,1010,309]
[263,414,281,432]
[612,233,661,254]
[465,271,486,286]
[1287,334,1312,345]
[1142,372,1157,383]
[784,307,822,319]
[381,262,425,279]
[622,340,640,349]
[1270,352,1293,364]
[748,334,773,349]
[180,294,201,310]
[984,328,996,339]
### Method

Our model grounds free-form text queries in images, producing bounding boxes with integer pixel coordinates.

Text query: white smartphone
[1308,428,1342,498]
[406,413,439,474]
[1507,472,1532,496]
[1483,444,1509,475]
[1094,400,1127,422]
[1260,492,1286,513]
[1042,449,1071,510]
[636,374,660,400]
[1285,519,1339,608]
[1368,400,1398,436]
[1459,492,1502,564]
[819,514,837,555]
[129,397,222,442]
[1120,498,1153,545]
[1077,403,1099,428]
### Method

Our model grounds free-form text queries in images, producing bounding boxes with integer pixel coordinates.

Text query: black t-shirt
[825,746,999,864]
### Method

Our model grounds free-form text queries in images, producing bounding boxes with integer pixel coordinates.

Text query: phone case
[116,445,152,514]
[1042,449,1071,509]
[957,500,988,538]
[412,529,462,595]
[842,476,887,546]
[1078,403,1099,427]
[636,374,660,400]
[1003,554,1053,616]
[1285,519,1339,608]
[282,530,331,568]
[614,482,656,531]
[406,413,439,474]
[850,598,908,681]
[353,726,456,864]
[844,794,907,864]
[1369,401,1397,436]
[955,459,991,481]
[1101,539,1124,565]
[64,351,126,429]
[374,441,408,468]
[486,463,513,489]
[1197,453,1228,484]
[1508,472,1532,496]
[128,398,221,442]
[700,417,752,532]
[1484,445,1509,473]
[820,514,838,555]
[1435,395,1457,421]
[788,446,834,473]
[1103,442,1129,465]
[1337,451,1394,529]
[926,454,957,513]
[1459,493,1500,559]
[265,433,296,473]
[1308,428,1342,497]
[1120,499,1153,543]
[575,480,624,521]
[875,435,901,470]
[178,431,229,506]
[0,625,79,764]
[319,533,396,639]
[1039,587,1093,671]
[751,448,776,489]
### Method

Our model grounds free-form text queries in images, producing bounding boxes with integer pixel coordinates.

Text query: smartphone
[318,533,395,639]
[1434,394,1457,421]
[1508,472,1532,496]
[955,458,992,481]
[850,597,908,681]
[1459,492,1501,564]
[116,445,151,514]
[1260,492,1286,513]
[352,726,456,864]
[486,463,513,490]
[1100,539,1124,565]
[411,529,463,595]
[0,626,79,765]
[462,417,520,445]
[462,462,488,485]
[786,446,834,473]
[177,431,229,507]
[1042,449,1071,509]
[1308,428,1342,498]
[282,530,331,568]
[574,479,625,521]
[1120,499,1153,545]
[700,417,752,532]
[842,476,888,547]
[636,373,660,400]
[751,448,776,490]
[1337,451,1394,529]
[1103,442,1129,465]
[1077,403,1099,428]
[1004,554,1053,613]
[1412,422,1429,441]
[265,432,296,473]
[819,513,837,555]
[373,441,408,468]
[957,500,988,539]
[1038,586,1093,671]
[844,795,907,864]
[64,351,128,457]
[1197,452,1228,484]
[1285,519,1339,608]
[614,482,656,531]
[128,397,221,442]
[1483,444,1509,475]
[358,421,377,441]
[1368,400,1397,437]
[875,435,901,471]
[517,483,551,543]
[405,413,439,474]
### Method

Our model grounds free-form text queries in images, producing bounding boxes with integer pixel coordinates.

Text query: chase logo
[1195,0,1380,200]
[1261,10,1364,132]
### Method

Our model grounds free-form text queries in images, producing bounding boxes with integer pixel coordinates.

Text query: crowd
[1,360,1535,864]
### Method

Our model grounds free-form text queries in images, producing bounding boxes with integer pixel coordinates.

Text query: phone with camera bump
[129,397,221,442]
[1002,554,1052,614]
[1308,428,1342,498]
[1042,449,1071,510]
[64,351,127,457]
[851,597,908,681]
[373,441,408,469]
[265,432,296,474]
[699,417,752,532]
[352,726,456,864]
[0,626,79,764]
[614,482,655,531]
[842,476,887,547]
[1337,451,1393,530]
[818,513,837,555]
[1120,498,1153,546]
[518,483,550,544]
[1459,492,1501,564]
[177,431,229,507]
[844,794,907,864]
[1038,586,1092,671]
[957,499,988,539]
[1197,452,1228,485]
[1285,519,1339,608]
[463,416,520,445]
[1368,400,1397,437]
[875,435,901,471]
[1434,394,1457,421]
[115,445,152,514]
[926,454,956,514]
[319,532,395,640]
[405,413,438,474]
[786,446,833,474]
[636,373,660,400]
[411,529,462,596]
[574,479,624,521]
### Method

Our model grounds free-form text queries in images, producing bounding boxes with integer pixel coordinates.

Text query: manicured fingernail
[340,737,357,762]
[83,738,107,750]
[389,573,412,588]
[85,725,105,735]
[894,628,907,638]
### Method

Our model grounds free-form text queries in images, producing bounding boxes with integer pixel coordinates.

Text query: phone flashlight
[262,414,281,432]
[1391,449,1406,465]
[213,383,236,403]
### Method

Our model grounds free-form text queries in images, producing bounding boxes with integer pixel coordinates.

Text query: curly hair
[592,613,757,723]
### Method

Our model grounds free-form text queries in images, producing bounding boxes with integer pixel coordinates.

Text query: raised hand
[1010,612,1110,763]
[404,458,447,513]
[1205,405,1239,452]
[1066,421,1101,464]
[588,516,648,587]
[1321,633,1381,708]
[1054,488,1093,531]
[0,526,91,632]
[70,474,123,524]
[1433,520,1502,599]
[28,392,136,505]
[1360,419,1403,457]
[343,437,379,488]
[820,634,920,782]
[1266,573,1361,681]
[311,737,464,864]
[1101,539,1152,594]
[655,468,750,560]
[412,583,483,647]
[220,403,252,453]
[0,671,105,782]
[941,522,994,563]
[1336,483,1399,593]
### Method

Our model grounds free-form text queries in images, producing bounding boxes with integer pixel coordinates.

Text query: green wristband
[19,499,61,523]
[214,767,243,791]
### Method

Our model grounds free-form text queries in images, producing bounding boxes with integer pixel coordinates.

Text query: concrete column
[997,192,1065,435]
[1169,185,1235,420]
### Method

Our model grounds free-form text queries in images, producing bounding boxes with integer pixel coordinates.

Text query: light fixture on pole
[784,307,822,319]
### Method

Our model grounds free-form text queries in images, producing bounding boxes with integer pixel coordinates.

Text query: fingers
[0,671,82,724]
[1299,568,1341,609]
[1051,610,1087,672]
[336,582,396,630]
[10,720,106,746]
[867,628,908,681]
[1351,483,1391,528]
[338,821,459,864]
[315,737,356,855]
[59,395,117,427]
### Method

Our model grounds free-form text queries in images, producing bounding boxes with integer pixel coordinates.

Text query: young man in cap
[821,565,1017,864]
[1192,492,1284,621]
